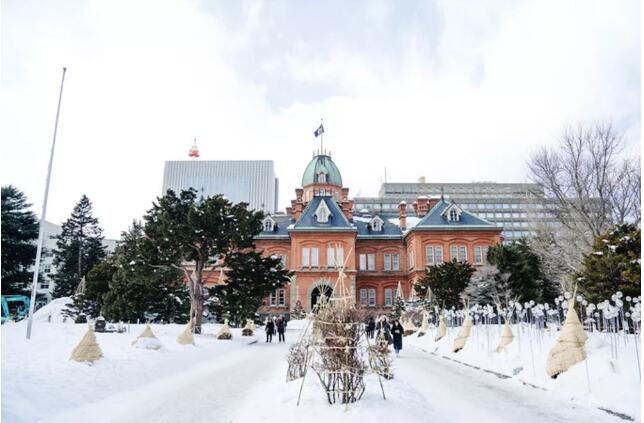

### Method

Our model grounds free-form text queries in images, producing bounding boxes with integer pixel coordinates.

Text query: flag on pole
[314,123,324,137]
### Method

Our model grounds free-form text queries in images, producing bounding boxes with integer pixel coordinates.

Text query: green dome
[301,155,343,187]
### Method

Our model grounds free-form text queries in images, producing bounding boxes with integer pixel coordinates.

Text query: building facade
[162,160,279,213]
[255,154,503,314]
[354,181,557,242]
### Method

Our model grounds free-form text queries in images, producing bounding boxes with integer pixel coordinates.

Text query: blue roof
[352,214,403,239]
[255,214,292,239]
[412,200,498,231]
[291,196,355,231]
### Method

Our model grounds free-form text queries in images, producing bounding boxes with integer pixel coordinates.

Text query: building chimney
[295,188,304,203]
[427,197,439,211]
[341,187,349,201]
[412,201,418,216]
[416,196,430,217]
[398,201,407,231]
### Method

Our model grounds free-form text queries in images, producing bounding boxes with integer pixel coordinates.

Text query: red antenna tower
[189,137,200,158]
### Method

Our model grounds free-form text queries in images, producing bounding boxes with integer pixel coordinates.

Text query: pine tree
[487,239,555,303]
[1,186,39,294]
[415,260,475,309]
[390,295,406,320]
[68,256,117,319]
[102,221,190,323]
[143,189,280,333]
[52,195,106,298]
[207,250,290,325]
[577,224,641,304]
[463,265,511,305]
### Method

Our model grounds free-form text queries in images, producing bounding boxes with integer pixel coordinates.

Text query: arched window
[262,217,275,232]
[318,172,327,183]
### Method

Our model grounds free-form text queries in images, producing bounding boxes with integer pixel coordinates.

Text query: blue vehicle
[1,295,30,324]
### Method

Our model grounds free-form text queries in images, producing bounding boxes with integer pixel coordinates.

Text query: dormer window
[262,216,276,232]
[314,199,332,223]
[443,203,463,222]
[369,215,384,232]
[318,172,327,183]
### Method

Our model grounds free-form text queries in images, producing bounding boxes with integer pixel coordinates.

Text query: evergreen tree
[102,222,190,323]
[1,186,39,294]
[207,250,290,325]
[577,224,641,304]
[487,239,555,303]
[143,189,271,333]
[52,195,106,298]
[390,295,406,320]
[68,256,117,318]
[463,265,511,305]
[414,260,475,309]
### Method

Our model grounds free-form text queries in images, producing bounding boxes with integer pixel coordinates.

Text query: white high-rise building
[162,160,279,213]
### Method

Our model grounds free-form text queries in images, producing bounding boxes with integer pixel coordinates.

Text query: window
[360,289,368,306]
[314,200,331,223]
[435,246,443,264]
[370,216,383,232]
[384,289,393,307]
[426,246,434,265]
[302,248,310,267]
[263,219,274,232]
[450,246,458,261]
[320,188,326,196]
[459,246,467,262]
[39,282,49,289]
[449,209,458,221]
[327,247,344,267]
[311,248,319,267]
[359,254,367,270]
[384,254,399,271]
[474,246,483,264]
[367,253,375,271]
[318,172,326,183]
[42,264,51,274]
[270,288,286,306]
[368,288,376,307]
[277,254,287,268]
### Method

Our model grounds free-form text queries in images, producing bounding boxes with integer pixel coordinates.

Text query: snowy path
[39,333,624,423]
[396,345,621,422]
[44,337,292,423]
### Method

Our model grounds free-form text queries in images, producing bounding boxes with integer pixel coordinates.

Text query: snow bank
[33,297,74,324]
[405,323,641,419]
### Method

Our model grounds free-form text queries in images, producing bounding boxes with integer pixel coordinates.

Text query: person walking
[276,316,286,343]
[391,319,404,356]
[265,317,275,343]
[366,316,376,339]
[376,315,392,345]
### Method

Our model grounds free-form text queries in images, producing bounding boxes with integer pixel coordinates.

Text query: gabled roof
[255,214,292,239]
[353,214,403,239]
[412,200,498,231]
[290,196,356,232]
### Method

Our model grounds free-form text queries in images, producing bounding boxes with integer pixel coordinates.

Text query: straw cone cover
[417,311,429,337]
[177,322,195,345]
[546,299,588,378]
[242,319,254,336]
[217,319,233,340]
[496,320,514,353]
[132,324,163,350]
[70,326,103,362]
[435,313,446,341]
[452,313,473,353]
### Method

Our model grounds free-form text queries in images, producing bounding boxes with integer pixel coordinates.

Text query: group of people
[366,315,404,356]
[264,315,287,343]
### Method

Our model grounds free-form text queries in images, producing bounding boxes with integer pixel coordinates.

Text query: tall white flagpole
[26,67,67,339]
[320,118,323,154]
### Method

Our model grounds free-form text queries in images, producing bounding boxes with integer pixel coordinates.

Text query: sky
[1,0,640,239]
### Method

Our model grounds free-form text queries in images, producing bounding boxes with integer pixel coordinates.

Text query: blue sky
[1,0,640,238]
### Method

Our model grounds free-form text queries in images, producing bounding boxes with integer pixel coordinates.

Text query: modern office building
[162,160,279,213]
[353,180,556,242]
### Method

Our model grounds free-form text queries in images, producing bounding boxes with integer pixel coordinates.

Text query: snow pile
[406,323,641,418]
[33,297,74,324]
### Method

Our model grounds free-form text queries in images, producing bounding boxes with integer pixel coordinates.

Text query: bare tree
[527,122,641,285]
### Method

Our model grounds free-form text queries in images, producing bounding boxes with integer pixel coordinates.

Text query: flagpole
[320,118,323,154]
[26,67,67,340]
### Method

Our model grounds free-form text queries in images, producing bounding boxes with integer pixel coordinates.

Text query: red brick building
[255,153,502,314]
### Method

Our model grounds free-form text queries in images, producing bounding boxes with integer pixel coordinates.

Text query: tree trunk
[190,260,205,334]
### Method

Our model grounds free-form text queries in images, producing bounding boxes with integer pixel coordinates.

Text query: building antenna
[384,167,387,184]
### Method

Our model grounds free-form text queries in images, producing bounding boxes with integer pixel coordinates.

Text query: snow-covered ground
[2,316,640,423]
[406,323,641,419]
